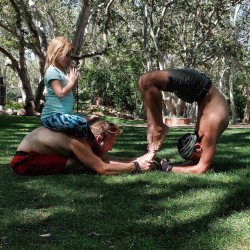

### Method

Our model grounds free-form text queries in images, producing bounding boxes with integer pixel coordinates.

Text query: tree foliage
[0,0,249,122]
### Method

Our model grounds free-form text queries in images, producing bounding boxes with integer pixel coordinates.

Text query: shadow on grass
[0,116,249,249]
[1,169,249,249]
[0,115,41,129]
[212,129,250,173]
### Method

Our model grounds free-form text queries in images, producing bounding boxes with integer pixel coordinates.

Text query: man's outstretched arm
[69,139,152,175]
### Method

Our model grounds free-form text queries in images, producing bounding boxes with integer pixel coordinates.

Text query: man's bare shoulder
[27,126,51,135]
[30,126,67,138]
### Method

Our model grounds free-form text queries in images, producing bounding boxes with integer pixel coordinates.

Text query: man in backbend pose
[139,68,229,174]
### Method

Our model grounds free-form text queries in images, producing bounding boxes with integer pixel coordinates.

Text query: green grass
[0,115,249,250]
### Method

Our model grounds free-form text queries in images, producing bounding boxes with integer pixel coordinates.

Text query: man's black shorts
[166,68,212,103]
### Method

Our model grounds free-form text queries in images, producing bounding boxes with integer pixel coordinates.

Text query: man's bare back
[17,127,87,156]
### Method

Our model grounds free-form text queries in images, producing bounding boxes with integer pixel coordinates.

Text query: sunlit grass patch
[0,115,249,249]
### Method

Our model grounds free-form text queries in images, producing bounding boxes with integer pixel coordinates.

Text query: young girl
[41,37,97,137]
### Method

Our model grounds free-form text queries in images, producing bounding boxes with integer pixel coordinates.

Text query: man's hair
[90,121,122,139]
[177,133,198,160]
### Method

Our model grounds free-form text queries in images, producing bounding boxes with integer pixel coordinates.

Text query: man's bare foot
[147,124,170,151]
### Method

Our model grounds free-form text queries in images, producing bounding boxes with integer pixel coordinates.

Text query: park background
[0,1,250,249]
[0,0,249,124]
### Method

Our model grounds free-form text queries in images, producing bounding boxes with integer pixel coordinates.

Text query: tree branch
[70,43,110,60]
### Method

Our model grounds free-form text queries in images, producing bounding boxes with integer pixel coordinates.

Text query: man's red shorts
[10,151,67,175]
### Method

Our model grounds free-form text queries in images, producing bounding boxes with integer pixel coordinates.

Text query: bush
[78,52,145,118]
[5,101,23,110]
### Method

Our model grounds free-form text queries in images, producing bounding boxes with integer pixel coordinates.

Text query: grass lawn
[0,115,249,250]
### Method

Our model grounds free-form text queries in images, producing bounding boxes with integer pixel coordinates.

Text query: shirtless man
[139,68,229,174]
[10,121,153,176]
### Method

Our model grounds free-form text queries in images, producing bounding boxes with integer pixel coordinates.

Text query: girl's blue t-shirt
[41,65,73,119]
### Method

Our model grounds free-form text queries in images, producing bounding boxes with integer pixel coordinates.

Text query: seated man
[10,121,153,176]
[139,68,229,174]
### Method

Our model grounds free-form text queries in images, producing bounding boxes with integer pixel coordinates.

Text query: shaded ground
[123,123,250,129]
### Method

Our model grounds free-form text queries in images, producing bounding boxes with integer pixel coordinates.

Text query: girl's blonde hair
[44,37,73,73]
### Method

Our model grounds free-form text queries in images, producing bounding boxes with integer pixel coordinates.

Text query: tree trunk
[243,76,250,123]
[27,1,47,112]
[17,20,36,115]
[34,79,45,113]
[72,0,90,55]
[228,4,240,124]
[7,0,36,116]
[0,81,6,108]
[178,99,186,116]
[162,92,177,116]
[229,63,237,124]
[0,66,6,108]
[218,57,227,92]
[143,2,152,71]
